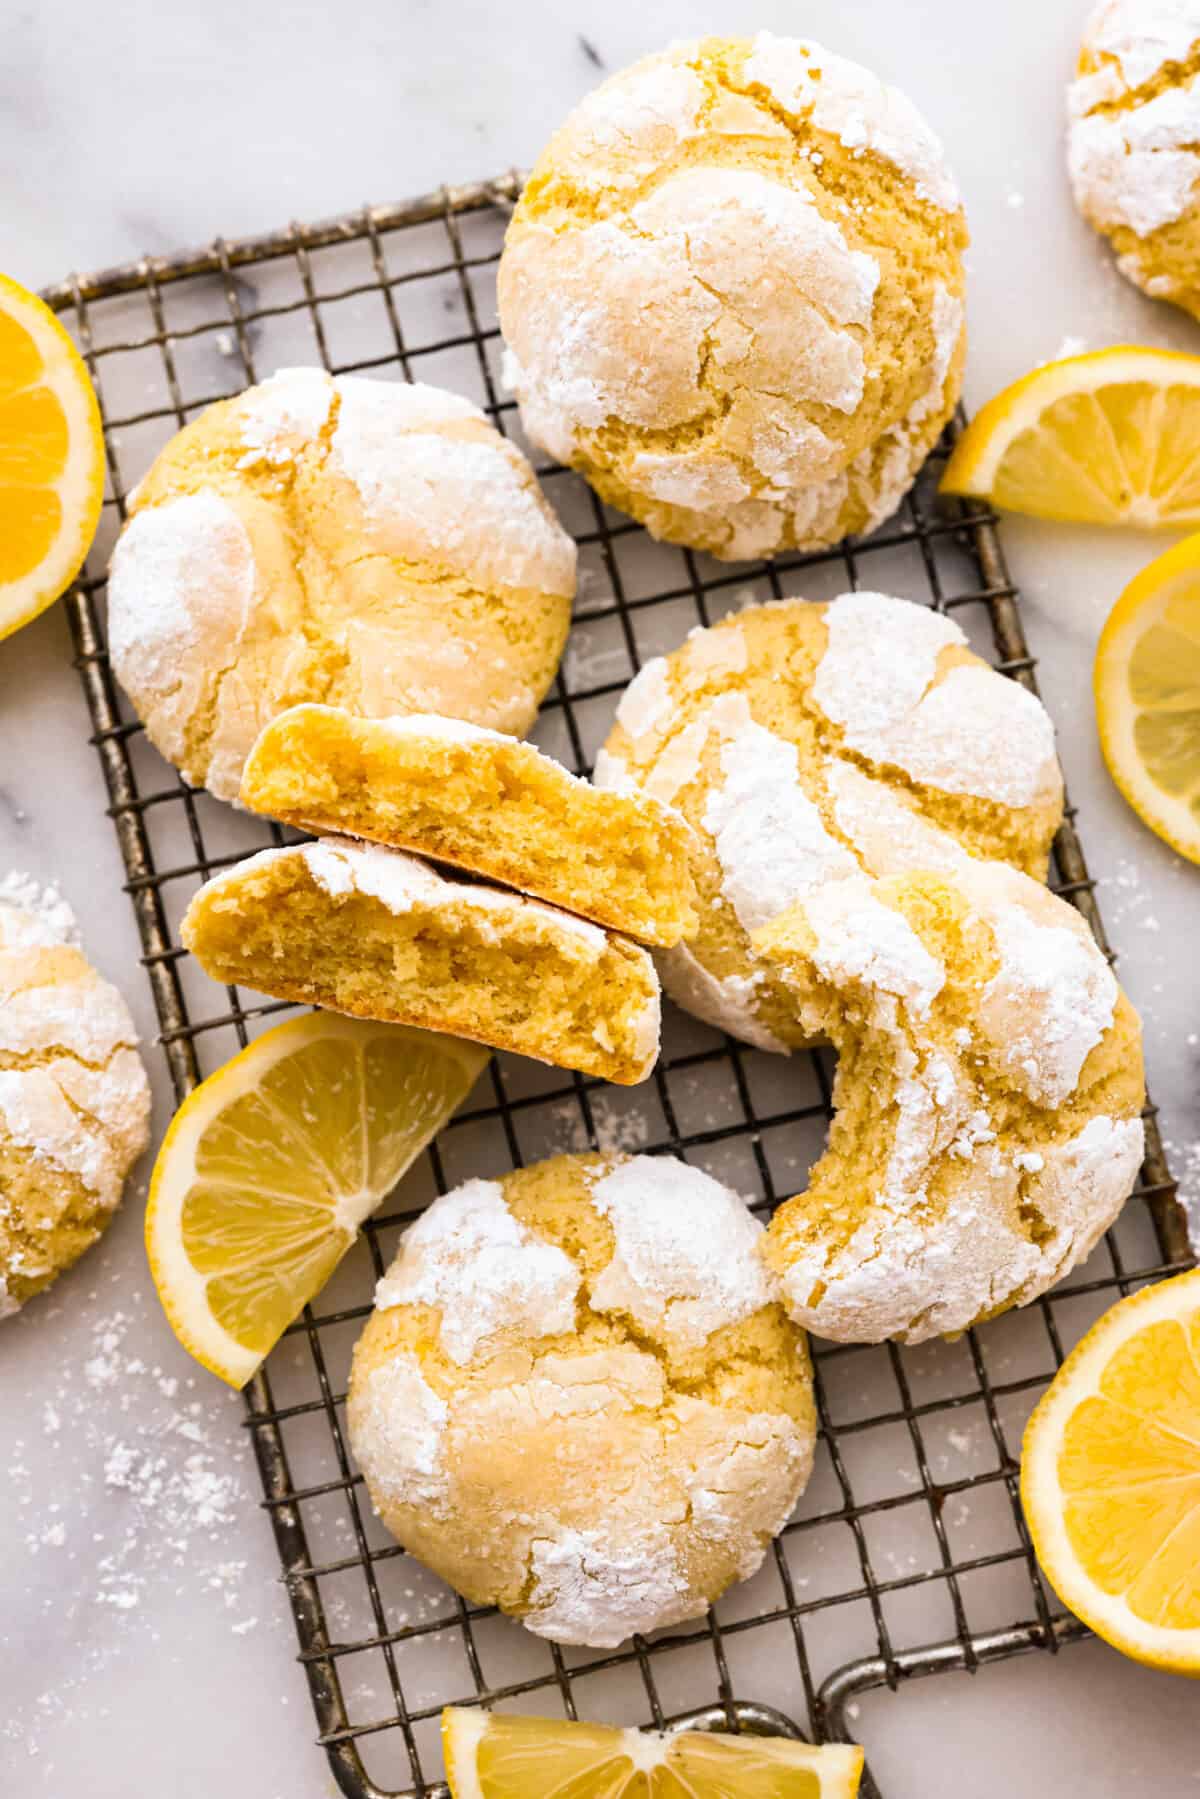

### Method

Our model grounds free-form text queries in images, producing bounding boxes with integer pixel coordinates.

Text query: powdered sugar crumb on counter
[4,1287,293,1765]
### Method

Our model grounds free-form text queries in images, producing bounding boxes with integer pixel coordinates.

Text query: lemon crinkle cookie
[181,838,660,1085]
[1068,0,1200,319]
[498,33,967,559]
[106,368,576,801]
[755,858,1144,1344]
[0,875,151,1315]
[596,592,1063,1054]
[347,1152,815,1646]
[239,703,698,949]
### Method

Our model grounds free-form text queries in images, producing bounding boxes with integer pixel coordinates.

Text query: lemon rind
[146,1012,488,1389]
[0,272,105,640]
[1094,533,1200,865]
[1021,1268,1200,1675]
[942,346,1200,501]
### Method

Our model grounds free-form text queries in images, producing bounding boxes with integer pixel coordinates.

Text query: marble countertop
[2,2,1198,1795]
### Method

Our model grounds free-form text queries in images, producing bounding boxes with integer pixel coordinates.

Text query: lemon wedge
[1022,1268,1200,1675]
[941,347,1200,526]
[0,271,104,640]
[1094,532,1200,862]
[441,1709,864,1799]
[146,1013,488,1388]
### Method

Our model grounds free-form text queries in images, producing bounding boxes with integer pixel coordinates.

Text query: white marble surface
[2,2,1199,1795]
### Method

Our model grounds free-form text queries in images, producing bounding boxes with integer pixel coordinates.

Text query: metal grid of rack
[45,175,1188,1799]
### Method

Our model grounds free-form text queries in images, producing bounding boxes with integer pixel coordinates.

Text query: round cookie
[0,877,151,1315]
[107,369,576,801]
[753,860,1145,1343]
[347,1153,815,1646]
[498,34,967,560]
[1068,0,1200,319]
[594,593,1064,1054]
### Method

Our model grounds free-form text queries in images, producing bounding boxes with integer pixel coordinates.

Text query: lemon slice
[441,1709,864,1799]
[0,271,104,640]
[941,347,1200,526]
[146,1013,489,1388]
[1094,532,1200,862]
[1022,1268,1200,1675]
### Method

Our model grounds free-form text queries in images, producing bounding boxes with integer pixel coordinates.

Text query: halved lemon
[0,271,104,640]
[146,1012,488,1388]
[1022,1268,1200,1675]
[441,1709,864,1799]
[1094,532,1200,862]
[941,346,1200,526]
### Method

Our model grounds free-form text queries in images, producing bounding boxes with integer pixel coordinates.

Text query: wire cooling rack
[44,174,1189,1799]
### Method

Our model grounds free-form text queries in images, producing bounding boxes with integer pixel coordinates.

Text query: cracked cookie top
[0,875,151,1316]
[755,863,1145,1345]
[106,369,576,801]
[498,34,968,559]
[595,594,1064,1057]
[347,1151,815,1647]
[1068,0,1200,319]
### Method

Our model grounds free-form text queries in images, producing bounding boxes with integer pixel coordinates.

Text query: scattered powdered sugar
[329,377,576,599]
[615,657,672,742]
[524,1523,695,1647]
[233,367,333,466]
[106,491,257,798]
[702,704,858,933]
[1069,73,1200,236]
[0,873,79,950]
[906,283,965,427]
[633,164,879,416]
[812,594,1059,809]
[814,591,964,735]
[555,54,707,189]
[975,894,1119,1106]
[1013,1115,1146,1297]
[800,878,946,1018]
[587,1155,774,1349]
[823,757,966,876]
[374,1177,580,1362]
[6,1298,274,1759]
[655,943,789,1054]
[742,33,962,212]
[0,893,149,1226]
[349,1352,450,1507]
[1080,0,1200,92]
